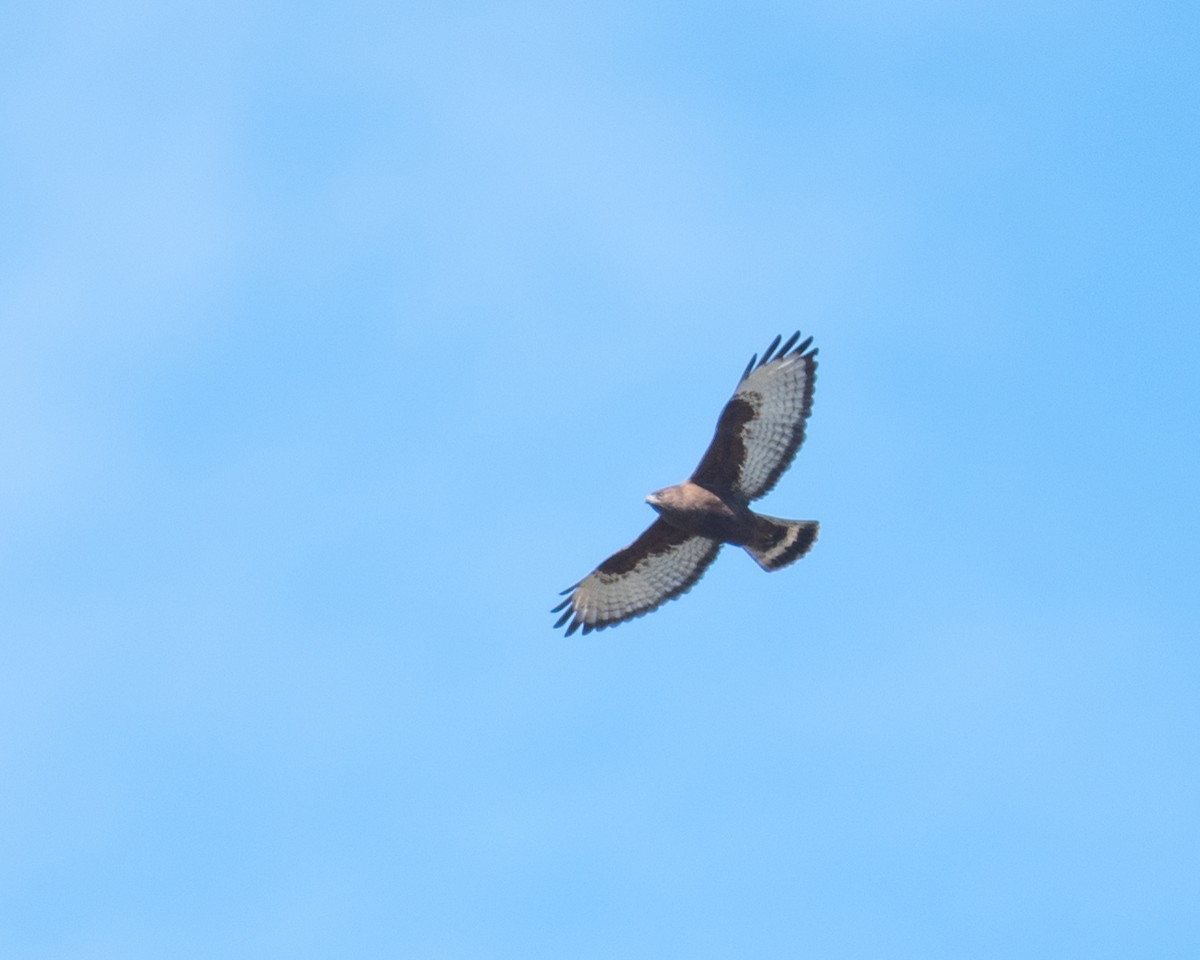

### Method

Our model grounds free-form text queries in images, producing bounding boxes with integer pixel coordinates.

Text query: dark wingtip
[747,332,816,376]
[564,619,582,638]
[554,608,574,628]
[551,596,572,613]
[581,622,595,636]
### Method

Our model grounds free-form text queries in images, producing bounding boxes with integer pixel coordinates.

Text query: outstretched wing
[552,519,722,636]
[690,331,817,501]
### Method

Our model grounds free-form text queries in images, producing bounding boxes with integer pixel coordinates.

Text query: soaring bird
[553,331,819,636]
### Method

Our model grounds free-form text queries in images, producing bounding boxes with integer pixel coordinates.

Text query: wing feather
[553,519,721,636]
[690,331,817,500]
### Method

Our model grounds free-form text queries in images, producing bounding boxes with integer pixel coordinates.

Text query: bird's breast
[656,483,754,544]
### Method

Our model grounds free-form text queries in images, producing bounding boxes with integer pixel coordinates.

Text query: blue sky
[3,1,1198,957]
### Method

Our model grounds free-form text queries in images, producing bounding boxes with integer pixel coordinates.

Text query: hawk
[553,331,820,636]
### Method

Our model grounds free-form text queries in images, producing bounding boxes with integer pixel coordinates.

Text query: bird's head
[644,487,679,513]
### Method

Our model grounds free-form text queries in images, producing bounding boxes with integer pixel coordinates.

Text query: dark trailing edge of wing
[551,595,657,637]
[738,330,817,385]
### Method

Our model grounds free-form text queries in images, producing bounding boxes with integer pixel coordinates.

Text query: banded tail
[744,514,819,571]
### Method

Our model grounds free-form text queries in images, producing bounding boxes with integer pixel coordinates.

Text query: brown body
[645,482,755,545]
[646,480,818,572]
